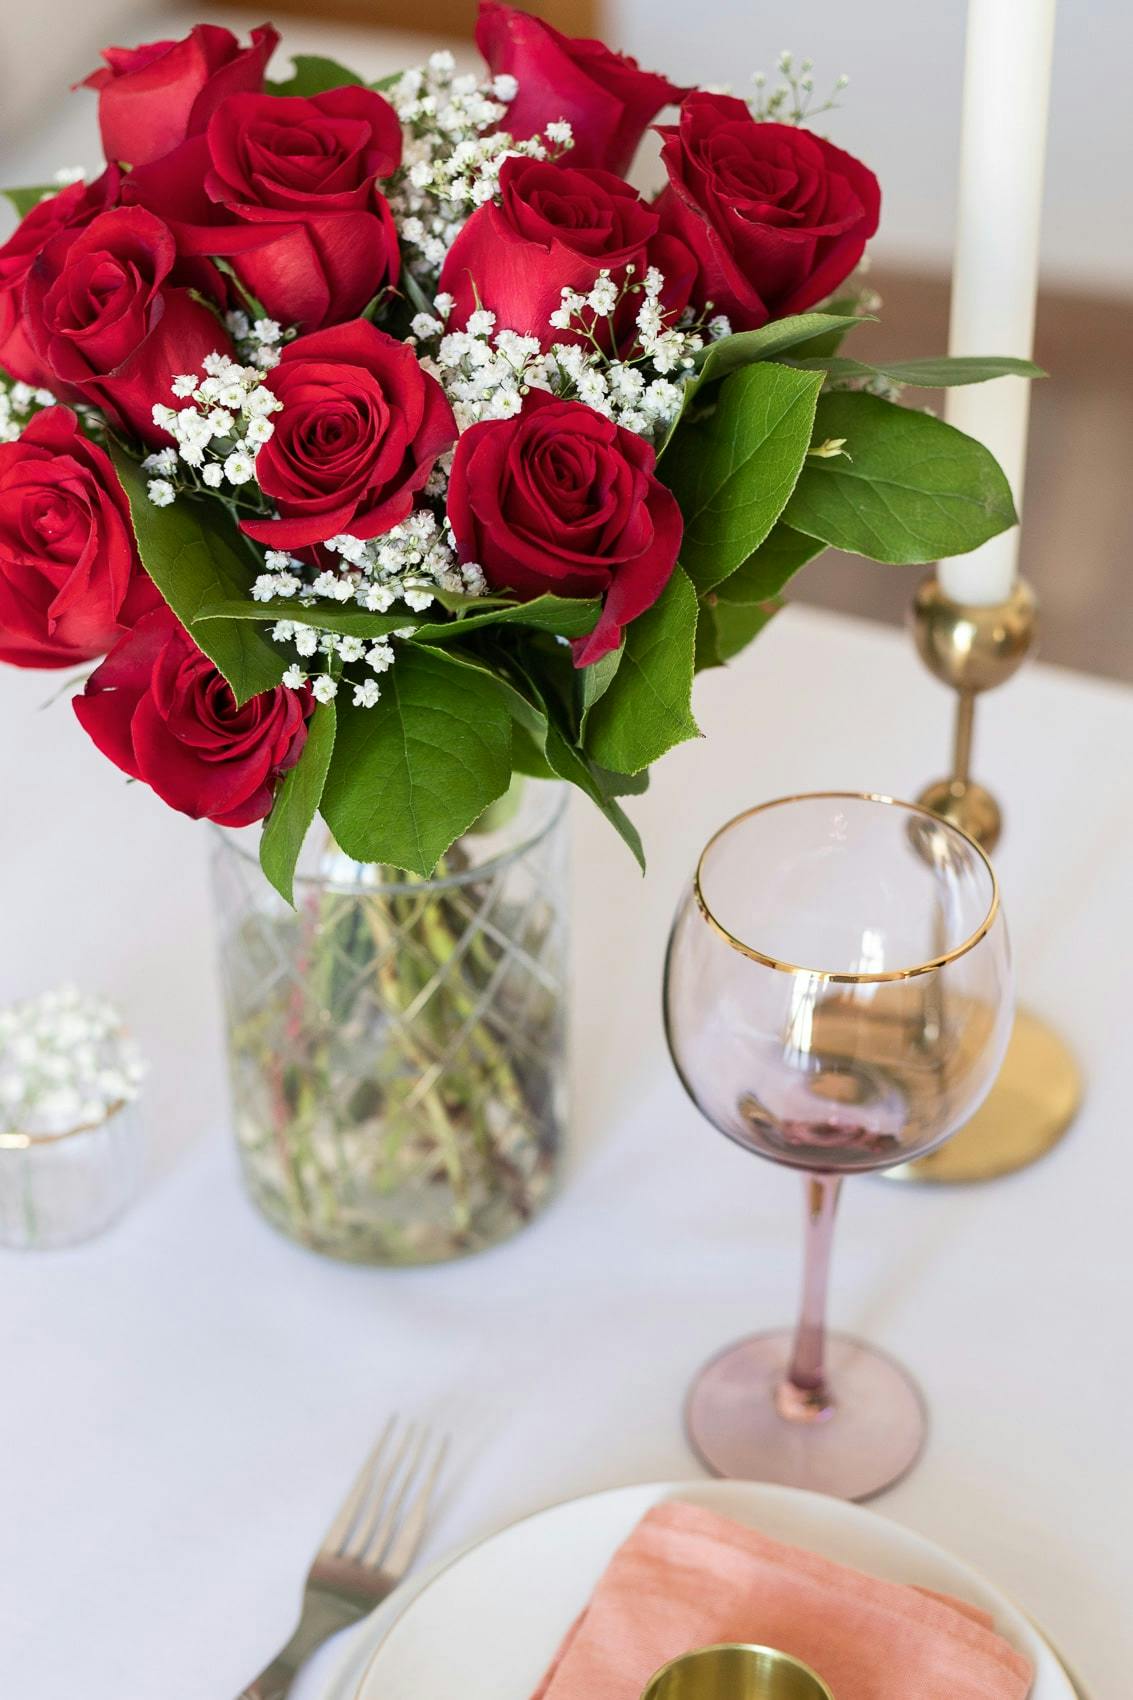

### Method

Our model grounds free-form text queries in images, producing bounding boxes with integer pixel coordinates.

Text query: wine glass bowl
[663,793,1012,1499]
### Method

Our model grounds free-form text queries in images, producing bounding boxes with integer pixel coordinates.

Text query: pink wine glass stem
[786,1173,843,1404]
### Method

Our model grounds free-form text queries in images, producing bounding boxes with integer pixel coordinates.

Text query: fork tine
[374,1432,448,1578]
[319,1414,396,1558]
[339,1421,421,1562]
[346,1422,428,1565]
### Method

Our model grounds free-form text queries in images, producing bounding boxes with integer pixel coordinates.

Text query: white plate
[355,1479,1074,1700]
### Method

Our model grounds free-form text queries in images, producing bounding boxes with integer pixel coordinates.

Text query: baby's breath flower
[146,478,175,508]
[312,675,339,704]
[223,450,255,485]
[352,678,382,708]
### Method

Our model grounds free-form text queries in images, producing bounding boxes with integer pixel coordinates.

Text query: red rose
[476,1,687,175]
[74,605,310,828]
[80,23,278,168]
[438,155,693,354]
[23,206,229,446]
[656,94,881,329]
[0,169,122,388]
[447,389,682,666]
[242,320,456,551]
[0,407,158,668]
[125,87,402,332]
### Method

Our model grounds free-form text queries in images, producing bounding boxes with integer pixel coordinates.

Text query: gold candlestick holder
[890,574,1082,1183]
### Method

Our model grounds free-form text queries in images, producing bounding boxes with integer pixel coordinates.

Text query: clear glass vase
[211,782,569,1265]
[0,1102,142,1250]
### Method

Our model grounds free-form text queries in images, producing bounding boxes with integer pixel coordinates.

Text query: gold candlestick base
[890,574,1081,1184]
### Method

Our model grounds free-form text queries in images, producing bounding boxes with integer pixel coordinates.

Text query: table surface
[1,604,1128,1700]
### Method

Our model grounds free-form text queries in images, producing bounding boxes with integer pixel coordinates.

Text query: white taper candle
[938,0,1057,606]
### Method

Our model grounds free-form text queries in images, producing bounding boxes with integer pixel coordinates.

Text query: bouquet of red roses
[0,6,1032,900]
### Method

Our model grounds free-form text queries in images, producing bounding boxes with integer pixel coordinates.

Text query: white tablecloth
[0,605,1127,1700]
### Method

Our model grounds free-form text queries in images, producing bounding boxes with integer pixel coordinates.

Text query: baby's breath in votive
[0,986,145,1250]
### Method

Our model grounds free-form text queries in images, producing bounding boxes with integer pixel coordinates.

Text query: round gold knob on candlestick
[888,572,1082,1185]
[910,576,1036,857]
[911,575,1036,695]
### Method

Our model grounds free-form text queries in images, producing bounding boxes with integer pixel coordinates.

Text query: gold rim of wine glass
[693,791,1000,985]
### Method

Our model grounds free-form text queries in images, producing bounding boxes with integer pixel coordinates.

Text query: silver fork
[236,1417,447,1700]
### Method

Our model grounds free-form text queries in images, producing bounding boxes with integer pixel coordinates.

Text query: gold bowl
[641,1643,834,1700]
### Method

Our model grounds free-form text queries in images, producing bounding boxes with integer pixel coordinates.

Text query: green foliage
[112,448,286,703]
[784,392,1018,564]
[689,313,871,388]
[268,55,363,96]
[260,700,336,905]
[410,594,601,643]
[1,185,53,218]
[788,354,1046,388]
[705,598,782,663]
[714,526,825,605]
[660,363,824,592]
[585,566,700,775]
[198,599,415,638]
[320,645,512,877]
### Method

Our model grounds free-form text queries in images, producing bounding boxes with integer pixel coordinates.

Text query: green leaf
[691,314,872,386]
[714,525,825,605]
[593,762,649,797]
[511,725,556,780]
[660,363,824,593]
[268,55,363,96]
[401,270,436,319]
[543,720,644,870]
[694,603,724,672]
[585,566,700,775]
[784,392,1018,564]
[112,449,285,702]
[409,594,600,643]
[259,700,336,906]
[577,642,622,737]
[320,645,512,876]
[788,354,1046,388]
[2,185,54,218]
[199,599,416,639]
[708,598,782,663]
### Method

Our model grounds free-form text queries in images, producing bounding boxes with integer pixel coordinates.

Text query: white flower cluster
[0,380,57,444]
[416,285,728,444]
[146,349,283,506]
[750,51,849,125]
[223,309,290,372]
[0,985,145,1138]
[552,265,731,378]
[250,512,486,710]
[388,50,571,284]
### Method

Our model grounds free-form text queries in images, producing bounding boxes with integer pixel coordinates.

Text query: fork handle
[235,1607,355,1700]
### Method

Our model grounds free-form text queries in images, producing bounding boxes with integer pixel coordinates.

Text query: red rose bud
[74,605,311,828]
[23,206,230,446]
[125,86,402,332]
[242,320,457,552]
[447,389,682,667]
[438,155,694,354]
[0,169,123,390]
[0,407,160,669]
[476,1,687,175]
[656,94,880,330]
[80,22,278,168]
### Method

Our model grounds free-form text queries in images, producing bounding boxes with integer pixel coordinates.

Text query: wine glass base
[685,1329,927,1502]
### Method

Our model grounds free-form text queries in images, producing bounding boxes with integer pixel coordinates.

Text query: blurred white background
[1,0,1129,676]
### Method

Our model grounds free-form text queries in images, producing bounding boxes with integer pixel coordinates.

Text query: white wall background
[612,0,1132,291]
[0,0,1131,292]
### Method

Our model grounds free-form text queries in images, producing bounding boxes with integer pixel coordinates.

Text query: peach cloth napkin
[531,1501,1034,1700]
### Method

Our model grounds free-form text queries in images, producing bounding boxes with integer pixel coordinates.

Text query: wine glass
[663,792,1012,1500]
